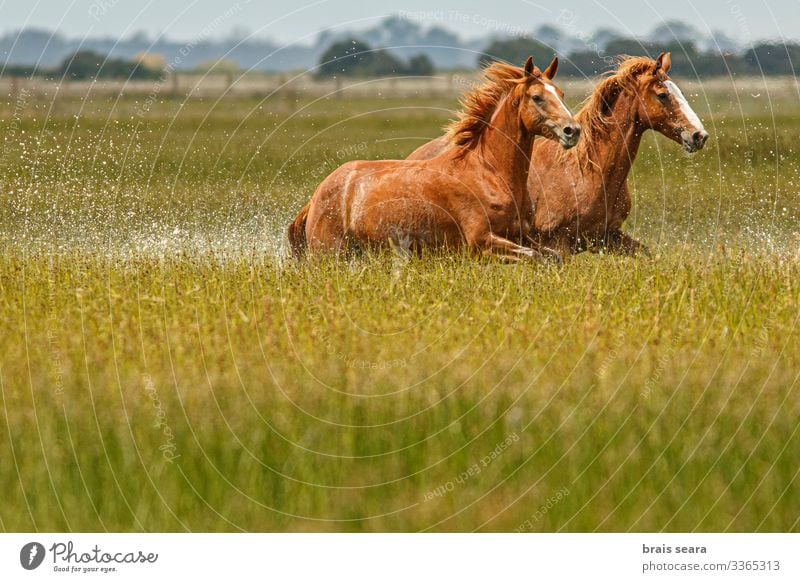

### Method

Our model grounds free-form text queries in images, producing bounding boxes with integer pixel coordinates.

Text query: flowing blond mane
[445,62,529,149]
[574,55,657,157]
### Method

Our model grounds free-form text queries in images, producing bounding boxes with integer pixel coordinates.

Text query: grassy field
[0,78,799,532]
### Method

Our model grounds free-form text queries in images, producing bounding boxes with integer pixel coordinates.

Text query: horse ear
[524,56,534,77]
[661,52,672,74]
[653,52,665,74]
[543,56,559,79]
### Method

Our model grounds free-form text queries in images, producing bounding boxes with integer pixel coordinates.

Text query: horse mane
[445,62,528,149]
[575,55,656,156]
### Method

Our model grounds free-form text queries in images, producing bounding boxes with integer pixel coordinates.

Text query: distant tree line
[0,50,163,80]
[4,31,800,80]
[316,39,435,78]
[481,37,800,77]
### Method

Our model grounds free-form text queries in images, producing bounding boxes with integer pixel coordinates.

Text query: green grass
[0,81,799,531]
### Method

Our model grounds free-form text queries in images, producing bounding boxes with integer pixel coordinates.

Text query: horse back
[406,136,451,161]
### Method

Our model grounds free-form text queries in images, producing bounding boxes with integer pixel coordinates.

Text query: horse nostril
[693,131,708,146]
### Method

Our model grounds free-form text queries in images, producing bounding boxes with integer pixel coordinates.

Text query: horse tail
[287,202,311,257]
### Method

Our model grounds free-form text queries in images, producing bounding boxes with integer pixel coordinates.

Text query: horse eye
[657,93,669,102]
[532,95,543,104]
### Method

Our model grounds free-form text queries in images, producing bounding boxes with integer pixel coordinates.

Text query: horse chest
[576,182,630,231]
[483,194,531,234]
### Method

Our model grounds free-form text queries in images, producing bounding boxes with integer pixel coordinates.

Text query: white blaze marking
[543,83,573,116]
[665,80,705,131]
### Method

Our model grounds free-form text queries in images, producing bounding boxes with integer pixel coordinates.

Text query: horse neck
[581,89,644,186]
[472,92,533,199]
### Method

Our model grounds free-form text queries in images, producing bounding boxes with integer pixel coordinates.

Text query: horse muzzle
[681,129,709,153]
[558,123,581,150]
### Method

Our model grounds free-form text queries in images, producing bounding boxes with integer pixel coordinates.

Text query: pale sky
[0,0,796,44]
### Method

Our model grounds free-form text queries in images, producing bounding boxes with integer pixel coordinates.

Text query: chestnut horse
[408,52,709,257]
[287,57,580,261]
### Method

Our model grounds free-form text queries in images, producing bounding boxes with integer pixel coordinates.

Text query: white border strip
[1,533,797,581]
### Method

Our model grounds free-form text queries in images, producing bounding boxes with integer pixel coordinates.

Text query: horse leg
[524,234,565,265]
[603,230,652,257]
[531,231,574,263]
[479,233,552,264]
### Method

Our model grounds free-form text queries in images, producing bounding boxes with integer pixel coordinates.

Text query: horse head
[516,56,582,149]
[633,52,709,153]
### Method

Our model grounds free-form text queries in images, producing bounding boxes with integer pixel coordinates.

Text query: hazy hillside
[0,15,755,73]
